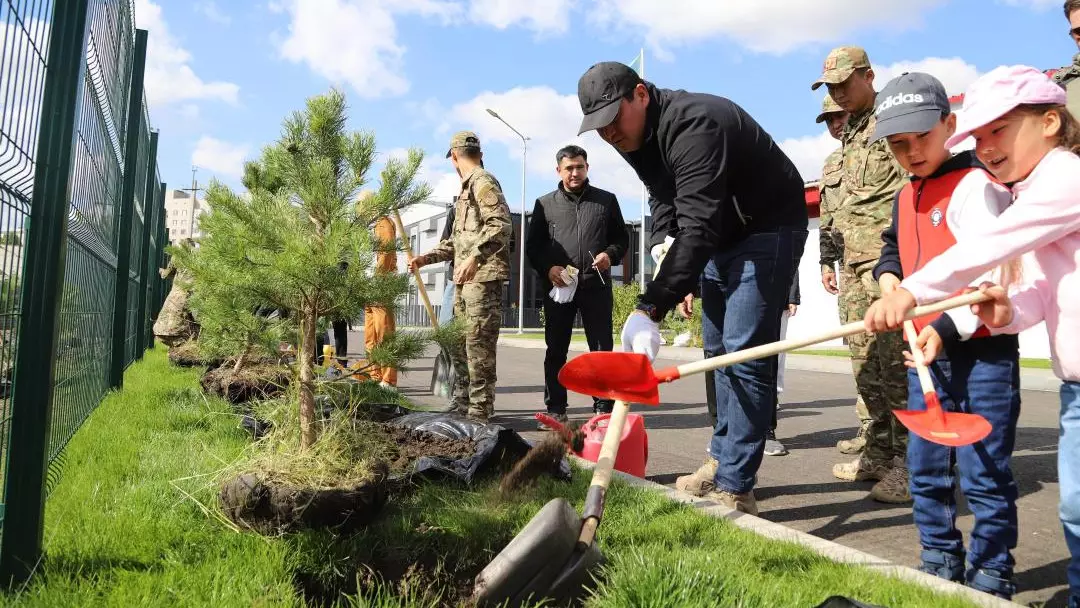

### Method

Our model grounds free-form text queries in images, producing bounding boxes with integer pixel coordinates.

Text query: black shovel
[472,398,632,607]
[391,211,456,404]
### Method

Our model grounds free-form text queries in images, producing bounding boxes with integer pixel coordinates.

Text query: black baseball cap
[870,72,952,143]
[576,61,642,135]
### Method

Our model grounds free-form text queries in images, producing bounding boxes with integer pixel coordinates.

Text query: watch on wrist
[635,301,662,323]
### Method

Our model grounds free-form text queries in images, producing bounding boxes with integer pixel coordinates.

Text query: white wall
[788,219,1052,359]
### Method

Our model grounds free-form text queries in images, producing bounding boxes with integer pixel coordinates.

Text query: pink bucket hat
[945,65,1067,149]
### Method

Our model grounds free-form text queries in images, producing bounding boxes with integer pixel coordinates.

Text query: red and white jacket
[873,151,1012,342]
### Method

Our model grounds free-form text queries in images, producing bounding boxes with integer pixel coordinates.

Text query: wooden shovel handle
[666,291,992,381]
[902,320,937,395]
[391,210,439,330]
[578,399,631,546]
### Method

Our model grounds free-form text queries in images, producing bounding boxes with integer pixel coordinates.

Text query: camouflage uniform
[421,131,512,421]
[817,95,871,453]
[1053,52,1080,119]
[813,47,910,495]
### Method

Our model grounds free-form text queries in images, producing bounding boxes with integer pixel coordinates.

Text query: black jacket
[526,180,629,290]
[624,82,808,318]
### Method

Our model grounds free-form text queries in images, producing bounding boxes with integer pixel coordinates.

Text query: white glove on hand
[620,311,661,362]
[650,235,676,265]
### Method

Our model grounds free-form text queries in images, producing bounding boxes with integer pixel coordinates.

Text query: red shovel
[894,320,992,447]
[558,291,993,406]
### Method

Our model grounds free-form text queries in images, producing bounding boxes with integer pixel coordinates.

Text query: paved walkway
[347,331,1069,607]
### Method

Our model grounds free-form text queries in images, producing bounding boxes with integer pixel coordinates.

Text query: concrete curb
[567,455,1024,608]
[498,337,1061,393]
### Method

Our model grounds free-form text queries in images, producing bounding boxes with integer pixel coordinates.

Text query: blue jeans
[703,228,806,495]
[439,282,456,326]
[906,338,1020,581]
[1061,381,1080,601]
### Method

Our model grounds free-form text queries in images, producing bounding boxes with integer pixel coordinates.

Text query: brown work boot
[832,455,892,482]
[870,458,913,504]
[837,421,870,454]
[707,489,758,516]
[675,456,719,496]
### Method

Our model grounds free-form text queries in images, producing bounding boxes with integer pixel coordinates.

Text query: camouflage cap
[445,130,482,158]
[815,94,845,123]
[811,46,871,91]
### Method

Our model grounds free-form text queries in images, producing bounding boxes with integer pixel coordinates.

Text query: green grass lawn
[2,347,984,607]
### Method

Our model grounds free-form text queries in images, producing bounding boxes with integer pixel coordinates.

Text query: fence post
[146,181,164,350]
[108,28,147,389]
[134,131,158,358]
[0,0,92,584]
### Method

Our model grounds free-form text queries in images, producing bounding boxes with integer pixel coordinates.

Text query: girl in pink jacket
[864,65,1080,607]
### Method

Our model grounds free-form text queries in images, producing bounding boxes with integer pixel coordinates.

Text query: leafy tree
[177,89,432,449]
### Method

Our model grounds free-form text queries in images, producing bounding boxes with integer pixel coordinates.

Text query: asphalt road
[347,330,1069,607]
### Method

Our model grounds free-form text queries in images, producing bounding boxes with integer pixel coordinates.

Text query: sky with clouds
[139,0,1076,221]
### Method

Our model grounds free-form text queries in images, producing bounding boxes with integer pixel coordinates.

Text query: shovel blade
[430,348,455,399]
[894,410,992,447]
[546,541,606,605]
[558,352,660,405]
[473,498,581,607]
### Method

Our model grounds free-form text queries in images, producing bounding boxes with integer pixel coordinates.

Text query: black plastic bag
[385,412,573,485]
[813,596,888,608]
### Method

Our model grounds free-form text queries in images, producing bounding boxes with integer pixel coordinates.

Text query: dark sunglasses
[1071,26,1080,38]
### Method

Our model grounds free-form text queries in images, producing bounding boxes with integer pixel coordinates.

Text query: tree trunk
[232,342,251,374]
[298,308,317,450]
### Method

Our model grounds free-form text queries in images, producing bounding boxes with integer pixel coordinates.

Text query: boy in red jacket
[870,72,1020,599]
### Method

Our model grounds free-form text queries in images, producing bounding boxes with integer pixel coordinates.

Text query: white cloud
[194,1,231,24]
[997,0,1062,10]
[274,0,460,98]
[778,131,840,183]
[874,57,982,97]
[587,0,945,55]
[192,136,250,179]
[379,147,460,201]
[135,0,240,107]
[466,0,573,34]
[446,86,646,204]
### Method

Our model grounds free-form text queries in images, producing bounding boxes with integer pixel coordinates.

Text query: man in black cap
[576,61,808,515]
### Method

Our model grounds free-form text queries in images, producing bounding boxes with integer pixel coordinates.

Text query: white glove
[548,282,577,304]
[620,311,661,362]
[650,235,675,265]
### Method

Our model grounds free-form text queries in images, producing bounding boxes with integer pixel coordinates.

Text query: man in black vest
[526,144,629,427]
[576,61,808,515]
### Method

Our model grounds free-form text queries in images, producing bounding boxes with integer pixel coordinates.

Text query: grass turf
[1,346,983,607]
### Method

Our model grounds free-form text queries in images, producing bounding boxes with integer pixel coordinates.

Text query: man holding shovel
[411,131,513,422]
[575,61,808,515]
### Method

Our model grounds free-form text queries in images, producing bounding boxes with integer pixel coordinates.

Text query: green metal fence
[0,0,166,583]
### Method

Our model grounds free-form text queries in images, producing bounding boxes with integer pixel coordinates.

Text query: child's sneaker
[837,421,870,454]
[918,549,965,582]
[965,568,1015,600]
[675,456,719,496]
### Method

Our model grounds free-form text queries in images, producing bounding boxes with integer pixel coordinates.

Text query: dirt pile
[200,362,291,405]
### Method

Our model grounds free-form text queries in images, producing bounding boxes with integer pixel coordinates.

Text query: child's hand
[878,273,900,296]
[967,282,1013,328]
[903,325,942,367]
[864,288,916,333]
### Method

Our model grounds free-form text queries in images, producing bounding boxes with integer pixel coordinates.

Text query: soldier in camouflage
[1054,0,1080,118]
[154,238,198,347]
[816,94,872,455]
[812,46,911,504]
[411,131,513,422]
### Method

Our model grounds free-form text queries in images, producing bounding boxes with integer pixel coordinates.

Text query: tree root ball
[200,363,291,405]
[219,463,390,534]
[168,342,207,368]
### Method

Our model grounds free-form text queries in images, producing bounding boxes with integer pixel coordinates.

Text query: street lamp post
[485,108,528,334]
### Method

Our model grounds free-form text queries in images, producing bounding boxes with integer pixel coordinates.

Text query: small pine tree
[178,88,432,450]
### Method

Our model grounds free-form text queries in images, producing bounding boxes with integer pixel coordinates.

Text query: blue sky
[139,0,1075,221]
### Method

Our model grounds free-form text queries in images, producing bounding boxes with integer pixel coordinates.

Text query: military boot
[869,457,912,503]
[675,456,719,496]
[832,454,892,482]
[837,421,870,454]
[706,489,758,516]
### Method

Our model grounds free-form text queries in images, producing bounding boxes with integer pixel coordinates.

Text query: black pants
[543,285,615,415]
[316,320,350,365]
